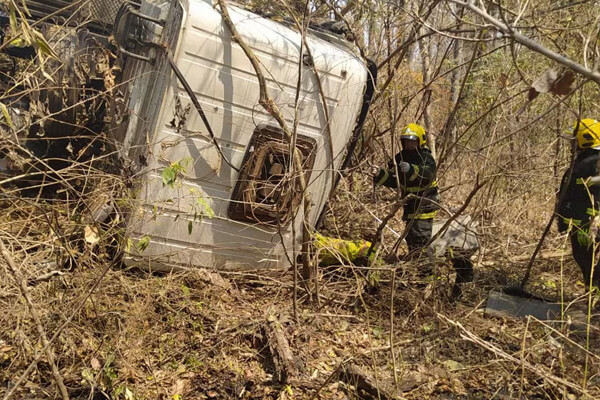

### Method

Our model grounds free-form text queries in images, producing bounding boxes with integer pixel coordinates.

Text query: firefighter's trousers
[571,233,600,288]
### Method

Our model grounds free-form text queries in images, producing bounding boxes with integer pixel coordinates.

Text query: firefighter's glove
[399,162,410,173]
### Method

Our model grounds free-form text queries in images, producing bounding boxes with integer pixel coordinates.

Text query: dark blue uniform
[374,147,440,254]
[557,148,600,287]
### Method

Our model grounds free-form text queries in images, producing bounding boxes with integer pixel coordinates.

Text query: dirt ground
[1,244,600,399]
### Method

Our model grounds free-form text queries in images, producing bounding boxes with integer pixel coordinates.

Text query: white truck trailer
[2,0,375,271]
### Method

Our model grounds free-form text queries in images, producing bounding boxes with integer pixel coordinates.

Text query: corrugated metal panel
[124,0,368,271]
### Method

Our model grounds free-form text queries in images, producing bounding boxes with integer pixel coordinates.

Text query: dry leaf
[441,359,463,371]
[518,68,576,118]
[90,357,102,371]
[84,225,100,245]
[550,70,575,95]
[172,379,189,398]
[497,73,508,88]
[531,69,559,94]
[527,87,539,102]
[530,68,575,97]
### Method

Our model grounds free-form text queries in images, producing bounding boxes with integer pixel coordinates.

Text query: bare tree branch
[447,0,600,84]
[0,239,70,400]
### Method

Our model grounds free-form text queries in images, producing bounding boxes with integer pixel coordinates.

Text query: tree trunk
[419,36,436,159]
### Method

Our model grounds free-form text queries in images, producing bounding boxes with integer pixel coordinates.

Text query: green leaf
[196,197,215,218]
[285,385,293,396]
[8,3,17,37]
[162,160,188,188]
[181,285,191,296]
[162,166,177,187]
[31,28,59,59]
[81,368,95,383]
[0,103,14,130]
[137,235,151,252]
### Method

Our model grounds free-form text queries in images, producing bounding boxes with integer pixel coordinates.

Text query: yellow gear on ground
[313,233,378,266]
[401,123,427,147]
[572,118,600,149]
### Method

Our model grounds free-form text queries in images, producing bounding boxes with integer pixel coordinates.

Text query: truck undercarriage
[0,1,139,191]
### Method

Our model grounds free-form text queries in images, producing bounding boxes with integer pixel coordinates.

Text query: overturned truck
[0,0,376,270]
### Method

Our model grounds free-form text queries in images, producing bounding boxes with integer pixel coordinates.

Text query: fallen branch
[264,319,300,383]
[340,363,403,400]
[438,313,593,398]
[29,269,66,284]
[308,337,420,400]
[3,250,114,400]
[478,249,572,267]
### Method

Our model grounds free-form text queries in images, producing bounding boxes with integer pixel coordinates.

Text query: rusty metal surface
[228,126,316,226]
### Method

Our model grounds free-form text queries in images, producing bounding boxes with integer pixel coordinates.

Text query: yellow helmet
[401,123,427,147]
[572,118,600,149]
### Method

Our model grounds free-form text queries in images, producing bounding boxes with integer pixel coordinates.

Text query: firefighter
[557,118,600,290]
[372,123,441,276]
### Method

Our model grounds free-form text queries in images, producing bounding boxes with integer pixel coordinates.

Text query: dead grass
[1,138,598,400]
[1,211,600,400]
[2,1,600,398]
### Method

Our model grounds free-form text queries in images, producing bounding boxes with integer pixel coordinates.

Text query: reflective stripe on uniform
[376,170,389,185]
[407,210,439,220]
[562,216,582,226]
[409,165,419,181]
[403,180,438,193]
[577,227,592,247]
[577,177,597,186]
[355,243,370,258]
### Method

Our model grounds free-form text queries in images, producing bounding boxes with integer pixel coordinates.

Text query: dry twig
[0,239,70,400]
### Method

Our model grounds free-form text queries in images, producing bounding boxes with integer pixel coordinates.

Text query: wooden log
[264,320,299,383]
[341,364,403,400]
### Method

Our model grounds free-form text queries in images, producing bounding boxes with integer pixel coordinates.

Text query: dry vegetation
[2,0,600,399]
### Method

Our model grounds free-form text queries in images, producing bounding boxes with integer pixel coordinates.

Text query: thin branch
[448,0,600,84]
[439,313,594,397]
[216,0,314,288]
[0,239,69,400]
